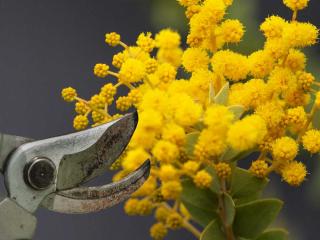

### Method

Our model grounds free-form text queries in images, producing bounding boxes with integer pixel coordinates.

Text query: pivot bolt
[25,157,56,190]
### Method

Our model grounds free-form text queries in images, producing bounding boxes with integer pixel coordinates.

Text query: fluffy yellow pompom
[193,170,213,188]
[282,22,318,48]
[296,71,314,91]
[136,32,155,53]
[214,162,232,179]
[119,59,146,84]
[122,148,150,172]
[282,161,307,186]
[211,50,249,82]
[158,165,179,182]
[182,48,209,72]
[156,63,177,83]
[73,115,89,130]
[248,50,274,78]
[155,207,170,222]
[227,115,267,151]
[204,105,234,132]
[255,101,285,129]
[260,15,287,39]
[272,137,298,162]
[124,198,139,215]
[105,32,121,47]
[166,212,183,230]
[195,129,227,158]
[150,222,168,240]
[75,101,89,115]
[183,161,200,175]
[152,140,179,163]
[61,87,77,102]
[162,123,186,146]
[284,49,306,72]
[302,130,320,154]
[161,181,182,200]
[155,29,181,49]
[283,0,309,11]
[285,106,307,131]
[172,94,203,127]
[220,19,245,43]
[249,160,269,178]
[136,199,154,216]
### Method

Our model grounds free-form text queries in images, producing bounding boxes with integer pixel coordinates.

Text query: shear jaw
[4,111,150,215]
[42,160,150,214]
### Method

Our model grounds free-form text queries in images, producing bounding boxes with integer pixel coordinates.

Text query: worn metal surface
[4,112,138,213]
[41,160,150,214]
[0,110,149,239]
[56,111,138,190]
[0,134,33,173]
[58,160,150,200]
[0,198,37,240]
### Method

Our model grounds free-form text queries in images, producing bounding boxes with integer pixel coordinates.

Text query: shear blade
[41,160,150,214]
[56,111,138,190]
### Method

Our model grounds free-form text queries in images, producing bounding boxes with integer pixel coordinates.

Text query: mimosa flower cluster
[62,0,319,239]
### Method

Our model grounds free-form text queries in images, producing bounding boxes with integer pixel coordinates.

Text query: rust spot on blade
[77,178,144,212]
[58,160,150,200]
[82,114,136,180]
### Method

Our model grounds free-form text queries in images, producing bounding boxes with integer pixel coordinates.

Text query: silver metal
[41,160,150,213]
[56,111,138,190]
[25,157,57,190]
[0,110,151,239]
[5,112,138,213]
[0,198,37,240]
[0,134,33,173]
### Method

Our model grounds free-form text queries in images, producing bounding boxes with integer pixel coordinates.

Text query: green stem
[183,219,202,239]
[292,10,298,21]
[218,179,235,240]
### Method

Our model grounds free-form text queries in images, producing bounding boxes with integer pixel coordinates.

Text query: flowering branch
[61,0,319,239]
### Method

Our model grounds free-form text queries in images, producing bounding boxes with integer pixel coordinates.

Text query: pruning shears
[0,111,150,240]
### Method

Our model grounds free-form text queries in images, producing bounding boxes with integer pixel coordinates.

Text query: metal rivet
[24,157,56,190]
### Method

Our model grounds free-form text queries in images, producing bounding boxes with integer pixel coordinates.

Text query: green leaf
[222,193,236,226]
[194,121,206,131]
[181,179,219,227]
[200,220,225,240]
[220,147,242,162]
[230,167,268,201]
[214,82,229,105]
[184,132,200,158]
[205,167,220,194]
[220,147,254,162]
[228,105,245,120]
[255,229,289,240]
[233,199,283,239]
[234,192,261,206]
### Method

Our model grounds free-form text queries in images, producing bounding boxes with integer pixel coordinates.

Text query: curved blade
[0,198,37,240]
[0,134,33,173]
[56,111,138,190]
[41,160,150,214]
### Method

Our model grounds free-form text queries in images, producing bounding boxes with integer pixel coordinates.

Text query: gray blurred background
[0,0,319,239]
